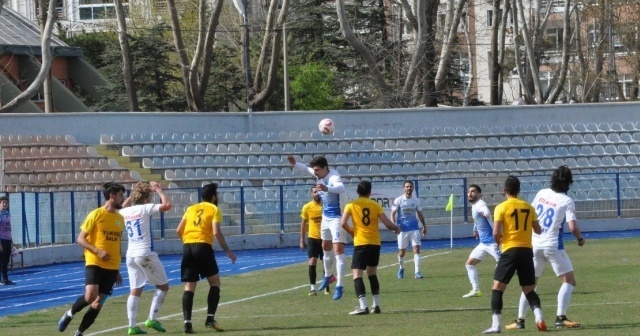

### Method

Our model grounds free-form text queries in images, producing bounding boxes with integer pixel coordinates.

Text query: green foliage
[203,45,246,112]
[62,30,117,69]
[289,62,343,110]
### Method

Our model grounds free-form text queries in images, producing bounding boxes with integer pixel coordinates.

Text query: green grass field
[3,237,640,335]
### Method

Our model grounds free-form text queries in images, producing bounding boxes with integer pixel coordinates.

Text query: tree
[289,62,344,110]
[113,0,139,111]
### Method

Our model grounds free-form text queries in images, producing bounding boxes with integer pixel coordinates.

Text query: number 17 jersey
[531,188,577,250]
[494,197,536,252]
[344,197,385,246]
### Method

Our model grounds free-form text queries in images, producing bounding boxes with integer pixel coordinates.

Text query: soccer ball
[318,118,335,135]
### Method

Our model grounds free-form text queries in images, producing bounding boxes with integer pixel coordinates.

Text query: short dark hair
[469,184,482,194]
[403,180,414,187]
[103,182,125,200]
[202,183,219,203]
[0,196,8,202]
[504,176,520,196]
[309,156,328,169]
[550,165,573,193]
[357,180,372,196]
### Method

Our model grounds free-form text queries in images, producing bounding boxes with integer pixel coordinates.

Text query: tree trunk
[113,0,139,111]
[422,0,439,107]
[546,0,574,104]
[38,0,53,112]
[489,0,500,105]
[434,0,467,93]
[515,0,542,103]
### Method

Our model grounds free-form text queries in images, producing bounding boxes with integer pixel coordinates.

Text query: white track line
[87,251,451,335]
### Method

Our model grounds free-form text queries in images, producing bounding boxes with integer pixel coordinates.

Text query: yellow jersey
[494,197,536,252]
[344,197,384,246]
[80,207,125,270]
[301,201,322,239]
[181,202,223,246]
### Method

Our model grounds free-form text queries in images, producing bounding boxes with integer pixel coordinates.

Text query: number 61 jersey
[119,203,161,257]
[531,188,577,250]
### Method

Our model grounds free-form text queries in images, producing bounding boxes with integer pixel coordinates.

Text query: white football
[318,118,335,134]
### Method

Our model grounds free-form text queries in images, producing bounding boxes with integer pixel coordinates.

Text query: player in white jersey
[288,155,348,300]
[391,181,427,279]
[119,181,172,335]
[506,166,585,330]
[463,184,500,298]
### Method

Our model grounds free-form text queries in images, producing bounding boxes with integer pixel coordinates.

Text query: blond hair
[131,182,152,205]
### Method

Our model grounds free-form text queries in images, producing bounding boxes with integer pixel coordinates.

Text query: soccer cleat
[73,331,83,336]
[309,289,317,296]
[58,311,73,332]
[324,286,330,295]
[333,286,344,300]
[371,306,381,314]
[317,275,336,291]
[128,326,148,335]
[2,280,15,285]
[205,316,224,331]
[397,268,404,279]
[183,322,194,334]
[462,290,483,298]
[414,272,424,279]
[349,307,369,315]
[145,319,166,332]
[505,319,525,330]
[482,326,501,334]
[555,316,581,328]
[536,320,548,331]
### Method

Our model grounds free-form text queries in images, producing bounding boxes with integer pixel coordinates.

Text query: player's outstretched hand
[226,250,237,264]
[287,156,296,165]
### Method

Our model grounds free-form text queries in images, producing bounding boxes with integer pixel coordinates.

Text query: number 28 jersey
[344,197,384,246]
[181,202,223,246]
[119,203,161,257]
[494,197,536,252]
[531,188,577,250]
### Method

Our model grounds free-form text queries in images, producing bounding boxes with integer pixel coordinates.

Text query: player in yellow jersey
[58,182,126,336]
[483,176,546,334]
[341,180,399,315]
[300,186,328,296]
[176,183,236,334]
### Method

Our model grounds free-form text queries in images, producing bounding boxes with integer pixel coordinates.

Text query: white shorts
[321,216,347,244]
[126,252,169,289]
[533,248,573,277]
[469,243,501,262]
[397,230,421,250]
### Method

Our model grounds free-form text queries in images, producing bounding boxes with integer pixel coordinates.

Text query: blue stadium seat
[574,122,587,132]
[586,122,599,132]
[526,124,539,133]
[599,122,611,132]
[623,121,636,131]
[538,123,551,133]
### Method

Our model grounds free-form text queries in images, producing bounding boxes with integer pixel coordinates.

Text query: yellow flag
[445,194,454,211]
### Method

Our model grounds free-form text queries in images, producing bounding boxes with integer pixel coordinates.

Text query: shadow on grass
[384,306,487,314]
[583,322,640,330]
[229,324,345,332]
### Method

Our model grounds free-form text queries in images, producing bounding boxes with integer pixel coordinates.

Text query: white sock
[373,294,380,307]
[557,283,574,316]
[335,253,346,287]
[149,290,167,320]
[398,255,404,269]
[413,254,421,273]
[310,284,315,291]
[127,295,139,327]
[323,250,335,277]
[517,292,529,319]
[358,296,368,309]
[533,307,544,323]
[465,265,479,291]
[492,313,501,329]
[66,309,73,317]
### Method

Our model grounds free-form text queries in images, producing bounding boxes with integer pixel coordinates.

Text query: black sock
[309,265,317,285]
[525,290,542,310]
[182,291,194,321]
[71,295,89,315]
[491,289,504,315]
[354,277,366,297]
[207,286,221,316]
[78,307,100,332]
[368,275,380,295]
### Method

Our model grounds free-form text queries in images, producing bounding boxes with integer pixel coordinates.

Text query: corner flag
[445,194,454,211]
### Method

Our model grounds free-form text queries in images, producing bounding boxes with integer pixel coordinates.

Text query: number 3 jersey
[531,188,577,250]
[180,202,223,246]
[344,197,385,246]
[119,204,161,257]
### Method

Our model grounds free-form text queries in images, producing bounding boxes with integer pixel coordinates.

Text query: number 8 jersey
[531,188,577,250]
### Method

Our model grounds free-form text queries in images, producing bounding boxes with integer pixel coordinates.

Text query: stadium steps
[92,145,162,182]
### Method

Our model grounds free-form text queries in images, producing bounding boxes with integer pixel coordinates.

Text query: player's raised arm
[151,181,172,212]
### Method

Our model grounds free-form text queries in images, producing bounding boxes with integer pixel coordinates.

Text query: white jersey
[471,199,494,245]
[392,195,422,232]
[119,203,161,257]
[294,162,346,218]
[531,188,577,250]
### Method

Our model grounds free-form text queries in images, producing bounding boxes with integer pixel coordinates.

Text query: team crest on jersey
[116,219,123,228]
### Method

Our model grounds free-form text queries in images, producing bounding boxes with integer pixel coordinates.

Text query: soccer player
[483,176,547,334]
[300,186,329,296]
[176,183,236,334]
[341,180,399,315]
[119,181,172,335]
[0,195,18,285]
[58,182,126,336]
[463,184,500,298]
[288,155,348,300]
[506,166,585,330]
[391,181,427,279]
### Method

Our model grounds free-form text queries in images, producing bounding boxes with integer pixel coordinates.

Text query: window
[487,9,493,27]
[35,0,65,19]
[539,71,554,95]
[546,28,563,50]
[619,74,638,99]
[78,0,128,20]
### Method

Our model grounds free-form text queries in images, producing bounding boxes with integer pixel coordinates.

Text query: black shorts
[181,243,219,282]
[85,265,119,295]
[307,237,323,259]
[351,245,381,270]
[493,247,536,286]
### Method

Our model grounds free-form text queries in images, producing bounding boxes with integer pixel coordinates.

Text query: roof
[0,7,82,57]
